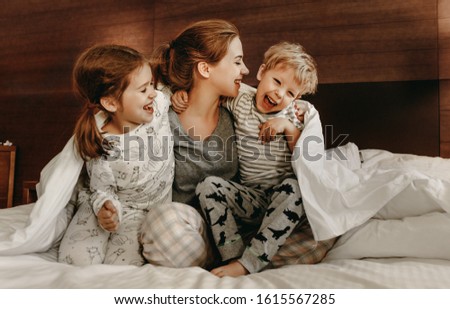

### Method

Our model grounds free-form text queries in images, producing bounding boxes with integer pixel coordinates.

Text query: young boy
[173,41,318,277]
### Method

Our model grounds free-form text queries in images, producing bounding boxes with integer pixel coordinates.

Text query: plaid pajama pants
[139,202,215,268]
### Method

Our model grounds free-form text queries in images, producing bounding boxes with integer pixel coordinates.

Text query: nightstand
[0,145,16,208]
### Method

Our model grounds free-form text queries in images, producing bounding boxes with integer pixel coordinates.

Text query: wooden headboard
[309,81,439,156]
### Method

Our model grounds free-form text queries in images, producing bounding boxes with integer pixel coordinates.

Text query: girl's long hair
[72,44,147,161]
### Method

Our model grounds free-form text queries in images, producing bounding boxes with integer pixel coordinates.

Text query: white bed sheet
[1,251,449,288]
[2,204,450,288]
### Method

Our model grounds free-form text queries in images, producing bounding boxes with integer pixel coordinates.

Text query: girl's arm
[170,90,189,113]
[87,158,123,230]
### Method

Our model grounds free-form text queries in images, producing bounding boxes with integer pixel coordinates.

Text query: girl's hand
[98,200,119,232]
[258,118,292,143]
[171,90,189,113]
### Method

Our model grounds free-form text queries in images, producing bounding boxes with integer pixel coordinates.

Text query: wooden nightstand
[23,180,38,204]
[0,145,16,208]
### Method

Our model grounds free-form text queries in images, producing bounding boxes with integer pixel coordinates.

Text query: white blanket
[0,137,82,255]
[293,102,450,241]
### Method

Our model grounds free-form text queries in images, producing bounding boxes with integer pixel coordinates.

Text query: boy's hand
[98,200,119,232]
[294,104,305,123]
[258,118,292,143]
[171,90,189,114]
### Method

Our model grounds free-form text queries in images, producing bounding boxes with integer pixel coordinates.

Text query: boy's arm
[258,118,301,153]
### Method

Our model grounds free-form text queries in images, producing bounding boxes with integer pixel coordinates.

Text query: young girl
[58,44,174,266]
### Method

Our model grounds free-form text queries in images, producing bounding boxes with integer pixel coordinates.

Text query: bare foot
[211,260,249,278]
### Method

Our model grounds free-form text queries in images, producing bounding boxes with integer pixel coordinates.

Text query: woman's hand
[97,200,119,232]
[171,90,189,113]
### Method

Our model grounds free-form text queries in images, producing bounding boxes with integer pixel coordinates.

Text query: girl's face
[108,63,157,132]
[209,37,249,97]
[255,63,302,114]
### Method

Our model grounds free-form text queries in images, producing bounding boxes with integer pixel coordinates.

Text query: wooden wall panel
[310,80,439,156]
[439,0,450,157]
[440,79,450,157]
[439,0,450,83]
[0,92,80,206]
[0,1,155,96]
[154,0,437,85]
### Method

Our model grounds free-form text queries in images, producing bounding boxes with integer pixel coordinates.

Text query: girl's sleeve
[86,158,123,223]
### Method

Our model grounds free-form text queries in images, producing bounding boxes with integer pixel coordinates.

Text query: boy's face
[255,63,302,114]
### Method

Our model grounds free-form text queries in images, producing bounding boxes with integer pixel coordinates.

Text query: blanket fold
[293,102,450,241]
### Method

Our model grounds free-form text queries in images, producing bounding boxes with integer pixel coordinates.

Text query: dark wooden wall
[0,0,447,206]
[439,0,450,157]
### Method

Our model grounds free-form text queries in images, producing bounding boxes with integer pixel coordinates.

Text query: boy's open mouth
[265,95,277,106]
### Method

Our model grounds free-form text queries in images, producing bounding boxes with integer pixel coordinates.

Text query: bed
[1,103,450,289]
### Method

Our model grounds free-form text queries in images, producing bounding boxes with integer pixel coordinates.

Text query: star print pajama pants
[196,175,305,273]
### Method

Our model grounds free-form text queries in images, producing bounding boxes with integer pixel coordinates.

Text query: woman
[143,19,249,268]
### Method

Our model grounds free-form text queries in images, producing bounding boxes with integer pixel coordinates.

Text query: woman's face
[209,37,249,97]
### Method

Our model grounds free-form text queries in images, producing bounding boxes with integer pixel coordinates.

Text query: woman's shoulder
[217,107,235,133]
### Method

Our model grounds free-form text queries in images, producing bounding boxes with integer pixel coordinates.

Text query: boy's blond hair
[263,42,318,96]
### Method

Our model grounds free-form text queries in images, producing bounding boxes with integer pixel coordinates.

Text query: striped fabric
[226,87,307,191]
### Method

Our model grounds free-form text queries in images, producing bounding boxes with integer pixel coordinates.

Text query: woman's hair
[72,44,147,161]
[151,19,239,93]
[263,41,318,96]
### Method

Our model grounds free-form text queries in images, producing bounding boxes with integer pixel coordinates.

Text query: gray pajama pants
[58,190,146,266]
[196,176,304,273]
